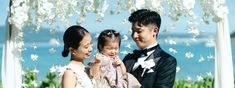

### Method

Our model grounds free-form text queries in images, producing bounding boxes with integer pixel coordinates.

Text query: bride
[60,25,93,88]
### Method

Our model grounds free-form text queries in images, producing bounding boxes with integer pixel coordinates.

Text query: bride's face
[72,33,93,60]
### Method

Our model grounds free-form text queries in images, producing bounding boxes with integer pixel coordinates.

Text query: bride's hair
[62,25,89,57]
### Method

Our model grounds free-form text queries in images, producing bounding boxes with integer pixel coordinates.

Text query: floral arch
[1,0,233,88]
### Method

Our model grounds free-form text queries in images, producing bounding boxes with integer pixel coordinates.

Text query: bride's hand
[93,53,103,63]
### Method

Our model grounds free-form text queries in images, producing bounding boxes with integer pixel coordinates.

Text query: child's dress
[91,57,128,88]
[60,64,93,88]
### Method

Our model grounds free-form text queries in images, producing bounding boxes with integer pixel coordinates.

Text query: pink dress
[91,57,128,88]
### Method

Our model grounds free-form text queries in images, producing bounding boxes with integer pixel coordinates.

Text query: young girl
[90,29,128,88]
[60,25,93,88]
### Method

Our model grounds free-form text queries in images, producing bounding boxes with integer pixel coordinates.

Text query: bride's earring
[72,51,77,55]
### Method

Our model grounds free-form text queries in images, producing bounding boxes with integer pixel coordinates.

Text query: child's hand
[113,56,122,66]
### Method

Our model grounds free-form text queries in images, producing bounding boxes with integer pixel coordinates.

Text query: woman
[60,25,93,88]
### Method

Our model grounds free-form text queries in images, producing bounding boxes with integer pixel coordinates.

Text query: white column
[1,22,23,88]
[1,0,25,87]
[214,0,234,88]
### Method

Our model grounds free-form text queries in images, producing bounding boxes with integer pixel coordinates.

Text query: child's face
[101,40,119,58]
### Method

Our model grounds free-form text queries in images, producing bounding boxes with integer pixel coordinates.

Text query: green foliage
[231,31,235,38]
[23,69,38,88]
[0,81,2,88]
[174,76,213,88]
[37,73,60,88]
[1,72,234,88]
[23,69,60,88]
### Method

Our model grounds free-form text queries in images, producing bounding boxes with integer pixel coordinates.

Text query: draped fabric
[1,15,22,88]
[214,0,234,88]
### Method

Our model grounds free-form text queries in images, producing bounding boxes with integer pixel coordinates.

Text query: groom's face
[131,22,157,49]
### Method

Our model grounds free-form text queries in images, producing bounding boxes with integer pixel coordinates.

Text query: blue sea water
[0,40,234,81]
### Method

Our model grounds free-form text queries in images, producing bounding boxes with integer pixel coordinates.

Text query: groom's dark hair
[128,9,161,29]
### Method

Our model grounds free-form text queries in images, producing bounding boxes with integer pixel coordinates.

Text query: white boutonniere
[139,59,155,77]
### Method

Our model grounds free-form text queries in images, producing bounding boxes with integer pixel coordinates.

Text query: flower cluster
[199,0,228,23]
[139,59,155,77]
[7,0,29,61]
[8,0,29,29]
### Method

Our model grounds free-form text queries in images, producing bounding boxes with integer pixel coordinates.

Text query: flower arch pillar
[214,0,234,88]
[1,0,28,88]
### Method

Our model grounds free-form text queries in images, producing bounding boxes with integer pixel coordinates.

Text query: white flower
[125,44,132,49]
[33,80,38,87]
[22,83,27,87]
[58,66,66,76]
[8,0,29,29]
[183,0,195,10]
[95,33,100,38]
[31,42,37,49]
[169,48,178,54]
[198,55,205,62]
[139,59,155,77]
[49,38,60,46]
[128,28,132,33]
[207,54,214,59]
[31,54,39,61]
[185,52,194,59]
[214,3,228,20]
[164,38,177,45]
[176,66,181,73]
[135,0,145,9]
[120,50,128,55]
[184,41,191,46]
[22,70,25,76]
[188,29,200,36]
[151,0,162,10]
[206,72,213,77]
[140,59,155,69]
[122,34,128,41]
[96,0,109,20]
[50,66,56,73]
[197,75,203,81]
[49,48,56,54]
[186,76,192,80]
[33,67,39,74]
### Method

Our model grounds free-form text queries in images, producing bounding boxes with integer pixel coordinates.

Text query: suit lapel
[125,56,137,72]
[145,45,161,61]
[141,45,162,77]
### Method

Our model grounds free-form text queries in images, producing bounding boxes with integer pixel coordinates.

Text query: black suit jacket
[123,45,177,88]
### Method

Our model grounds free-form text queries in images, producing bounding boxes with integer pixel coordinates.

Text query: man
[123,9,177,88]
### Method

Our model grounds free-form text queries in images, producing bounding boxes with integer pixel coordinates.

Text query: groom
[123,9,177,88]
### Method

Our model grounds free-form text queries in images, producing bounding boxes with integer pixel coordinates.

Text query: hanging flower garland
[8,0,30,54]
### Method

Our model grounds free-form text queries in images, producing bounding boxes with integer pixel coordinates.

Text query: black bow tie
[133,44,158,58]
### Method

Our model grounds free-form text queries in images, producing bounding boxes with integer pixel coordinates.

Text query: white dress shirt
[132,42,158,70]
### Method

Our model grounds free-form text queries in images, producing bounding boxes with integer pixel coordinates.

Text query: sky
[0,0,235,34]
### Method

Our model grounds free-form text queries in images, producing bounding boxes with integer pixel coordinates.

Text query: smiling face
[131,22,158,49]
[100,40,119,58]
[72,33,93,61]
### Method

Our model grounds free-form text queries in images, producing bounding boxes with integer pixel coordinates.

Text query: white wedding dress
[60,64,93,88]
